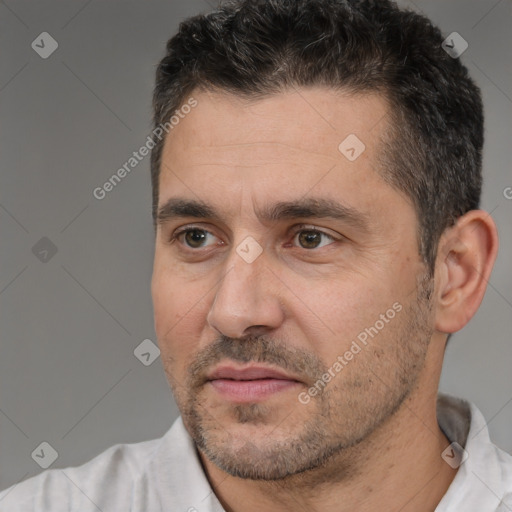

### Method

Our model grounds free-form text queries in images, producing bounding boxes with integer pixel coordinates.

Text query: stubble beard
[170,276,434,481]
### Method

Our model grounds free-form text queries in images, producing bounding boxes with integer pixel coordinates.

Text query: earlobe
[434,210,499,334]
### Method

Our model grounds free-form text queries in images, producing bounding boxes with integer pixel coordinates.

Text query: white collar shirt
[1,393,511,511]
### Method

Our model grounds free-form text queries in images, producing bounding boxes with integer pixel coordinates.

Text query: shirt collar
[137,395,511,512]
[435,393,511,511]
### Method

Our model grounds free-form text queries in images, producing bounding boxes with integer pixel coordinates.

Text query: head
[150,0,497,480]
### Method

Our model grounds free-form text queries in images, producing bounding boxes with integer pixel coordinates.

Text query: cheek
[152,268,179,338]
[151,264,207,356]
[294,274,403,360]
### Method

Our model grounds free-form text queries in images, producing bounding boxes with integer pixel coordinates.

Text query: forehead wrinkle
[184,141,340,164]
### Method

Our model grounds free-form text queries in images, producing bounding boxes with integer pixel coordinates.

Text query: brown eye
[184,229,208,248]
[174,228,218,249]
[293,228,336,249]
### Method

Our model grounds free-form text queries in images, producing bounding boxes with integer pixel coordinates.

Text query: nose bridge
[207,241,283,338]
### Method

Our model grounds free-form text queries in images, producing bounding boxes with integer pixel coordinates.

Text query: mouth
[205,364,302,403]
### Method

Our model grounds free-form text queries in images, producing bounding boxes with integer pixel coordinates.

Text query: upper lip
[207,365,300,382]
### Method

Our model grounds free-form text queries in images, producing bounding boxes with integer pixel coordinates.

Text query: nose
[206,245,285,339]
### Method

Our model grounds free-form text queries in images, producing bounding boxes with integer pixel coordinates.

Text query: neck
[199,343,458,512]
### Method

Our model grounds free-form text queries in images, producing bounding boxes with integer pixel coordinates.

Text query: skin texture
[151,87,498,512]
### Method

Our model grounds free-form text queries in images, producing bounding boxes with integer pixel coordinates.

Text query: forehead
[163,88,389,166]
[157,88,411,228]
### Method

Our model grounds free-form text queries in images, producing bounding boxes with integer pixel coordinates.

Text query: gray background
[1,0,511,491]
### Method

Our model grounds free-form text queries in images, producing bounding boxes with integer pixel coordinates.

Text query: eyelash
[169,224,339,251]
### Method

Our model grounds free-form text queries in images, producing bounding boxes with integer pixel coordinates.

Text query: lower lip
[209,379,299,402]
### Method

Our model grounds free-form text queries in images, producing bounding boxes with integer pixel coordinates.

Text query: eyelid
[291,224,339,240]
[172,223,211,236]
[170,223,341,249]
[171,224,221,246]
[171,223,339,238]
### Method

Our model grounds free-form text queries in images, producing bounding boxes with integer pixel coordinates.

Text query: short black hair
[151,0,483,274]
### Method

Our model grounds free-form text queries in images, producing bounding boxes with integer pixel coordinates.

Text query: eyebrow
[156,196,370,231]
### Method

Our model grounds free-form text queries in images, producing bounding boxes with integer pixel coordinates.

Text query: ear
[434,210,499,334]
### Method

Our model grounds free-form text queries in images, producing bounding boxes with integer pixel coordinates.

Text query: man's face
[151,88,435,480]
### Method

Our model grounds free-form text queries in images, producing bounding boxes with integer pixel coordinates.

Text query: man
[1,0,510,510]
